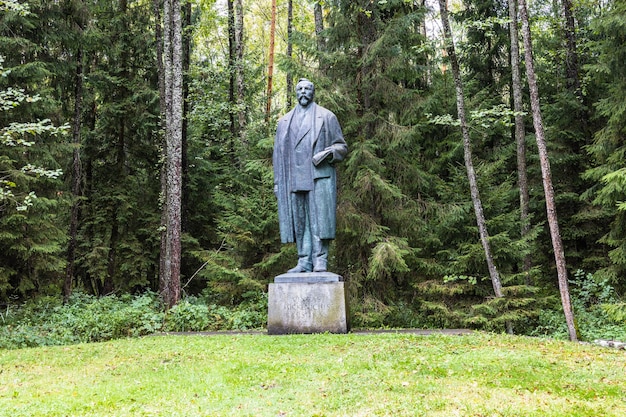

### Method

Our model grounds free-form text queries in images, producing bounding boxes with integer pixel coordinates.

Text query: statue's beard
[298,95,312,106]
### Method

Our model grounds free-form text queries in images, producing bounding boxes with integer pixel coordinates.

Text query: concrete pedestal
[267,272,349,335]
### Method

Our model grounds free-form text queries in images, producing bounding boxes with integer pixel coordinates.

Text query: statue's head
[296,78,315,107]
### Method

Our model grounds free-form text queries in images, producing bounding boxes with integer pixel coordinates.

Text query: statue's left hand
[312,149,333,166]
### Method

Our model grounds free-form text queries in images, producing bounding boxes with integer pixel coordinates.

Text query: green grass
[1,332,625,416]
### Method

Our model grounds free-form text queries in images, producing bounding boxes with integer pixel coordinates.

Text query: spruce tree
[583,0,626,290]
[0,2,70,298]
[76,0,161,295]
[320,0,442,306]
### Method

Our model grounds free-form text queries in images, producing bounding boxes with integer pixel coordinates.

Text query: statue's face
[296,81,315,107]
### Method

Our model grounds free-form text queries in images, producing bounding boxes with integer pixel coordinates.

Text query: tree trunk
[419,0,431,86]
[82,80,97,295]
[64,46,84,303]
[314,1,325,68]
[105,0,129,294]
[154,0,165,118]
[266,0,277,122]
[182,0,191,232]
[508,0,531,283]
[518,0,577,341]
[160,0,183,308]
[235,0,245,134]
[439,0,511,334]
[286,0,293,109]
[357,7,376,138]
[154,0,168,293]
[227,0,236,135]
[561,0,580,95]
[104,215,118,295]
[104,115,127,295]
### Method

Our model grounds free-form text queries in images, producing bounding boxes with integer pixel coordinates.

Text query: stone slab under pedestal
[267,272,349,335]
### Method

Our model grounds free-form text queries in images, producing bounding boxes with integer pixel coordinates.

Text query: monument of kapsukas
[267,78,349,334]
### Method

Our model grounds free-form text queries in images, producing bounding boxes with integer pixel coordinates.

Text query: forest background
[1,0,626,344]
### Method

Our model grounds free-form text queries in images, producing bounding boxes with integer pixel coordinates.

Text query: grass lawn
[1,331,625,416]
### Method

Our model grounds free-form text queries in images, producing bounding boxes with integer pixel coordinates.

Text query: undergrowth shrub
[603,302,626,324]
[162,297,266,332]
[0,292,165,349]
[350,298,429,329]
[531,270,626,341]
[0,291,268,349]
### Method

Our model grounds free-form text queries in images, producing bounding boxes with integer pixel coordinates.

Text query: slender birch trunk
[438,0,512,334]
[518,0,578,341]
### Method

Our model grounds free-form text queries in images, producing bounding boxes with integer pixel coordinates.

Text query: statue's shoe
[287,264,312,273]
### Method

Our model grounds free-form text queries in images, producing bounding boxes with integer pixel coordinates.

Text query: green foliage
[568,270,626,341]
[184,50,281,303]
[0,291,267,349]
[458,0,511,95]
[0,292,164,349]
[412,275,546,334]
[352,273,543,333]
[602,302,626,324]
[322,1,448,304]
[367,237,411,281]
[0,5,71,297]
[164,294,266,332]
[71,0,161,294]
[531,270,626,341]
[0,0,30,15]
[0,198,68,296]
[0,0,625,341]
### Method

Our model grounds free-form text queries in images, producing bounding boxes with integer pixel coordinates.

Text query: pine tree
[160,0,184,308]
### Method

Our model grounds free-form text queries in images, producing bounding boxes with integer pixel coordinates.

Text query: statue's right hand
[274,185,278,195]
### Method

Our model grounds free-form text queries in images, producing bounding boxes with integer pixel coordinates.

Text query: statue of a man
[273,78,348,273]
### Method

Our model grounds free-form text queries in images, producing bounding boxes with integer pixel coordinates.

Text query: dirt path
[154,328,473,337]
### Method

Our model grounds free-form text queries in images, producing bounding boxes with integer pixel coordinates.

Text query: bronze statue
[273,79,348,273]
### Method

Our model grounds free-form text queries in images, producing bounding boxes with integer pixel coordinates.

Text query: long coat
[273,102,348,243]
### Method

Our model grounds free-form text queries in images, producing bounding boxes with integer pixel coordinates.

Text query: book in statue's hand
[312,149,333,166]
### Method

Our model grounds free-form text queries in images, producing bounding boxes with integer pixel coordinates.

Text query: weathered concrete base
[267,273,349,335]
